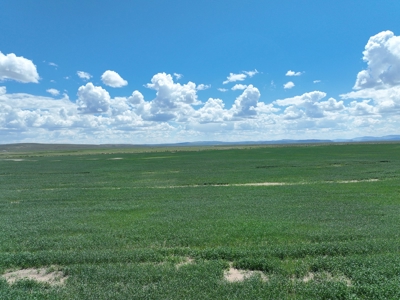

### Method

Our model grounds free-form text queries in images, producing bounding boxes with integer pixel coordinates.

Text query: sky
[1,0,400,144]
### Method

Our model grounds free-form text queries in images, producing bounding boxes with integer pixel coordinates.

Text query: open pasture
[1,143,400,299]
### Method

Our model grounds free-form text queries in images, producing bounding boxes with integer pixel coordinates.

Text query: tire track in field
[159,178,379,188]
[7,179,380,193]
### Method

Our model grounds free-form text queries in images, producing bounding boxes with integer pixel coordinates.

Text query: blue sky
[1,0,400,144]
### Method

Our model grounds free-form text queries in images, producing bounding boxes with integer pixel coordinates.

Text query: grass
[1,142,400,299]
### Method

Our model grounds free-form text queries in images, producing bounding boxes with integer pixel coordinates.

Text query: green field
[1,143,400,299]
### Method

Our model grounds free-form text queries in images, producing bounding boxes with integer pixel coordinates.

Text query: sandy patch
[109,157,123,160]
[159,182,285,188]
[81,187,121,190]
[2,159,37,162]
[224,264,268,282]
[336,275,352,287]
[156,178,380,189]
[3,159,25,161]
[2,267,68,286]
[299,272,351,286]
[302,272,314,282]
[232,182,286,186]
[176,257,194,269]
[324,273,352,286]
[337,179,379,183]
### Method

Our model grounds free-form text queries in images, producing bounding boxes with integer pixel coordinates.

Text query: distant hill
[160,135,400,146]
[345,135,400,142]
[1,135,400,152]
[0,143,148,152]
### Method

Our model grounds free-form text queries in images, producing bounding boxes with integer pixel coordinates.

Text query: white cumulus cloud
[244,69,259,77]
[231,84,248,90]
[276,91,327,107]
[341,31,400,118]
[0,52,39,83]
[77,71,92,80]
[354,30,400,89]
[197,84,211,90]
[318,97,345,112]
[194,98,229,123]
[143,73,199,121]
[275,91,328,118]
[127,90,145,105]
[283,106,304,120]
[46,88,60,96]
[222,70,259,84]
[232,85,260,117]
[286,70,303,76]
[77,83,110,114]
[173,73,183,80]
[223,73,247,84]
[349,100,376,116]
[101,70,128,88]
[283,81,295,89]
[146,73,199,105]
[342,86,400,114]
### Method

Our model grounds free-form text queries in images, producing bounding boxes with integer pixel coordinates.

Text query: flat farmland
[1,143,400,299]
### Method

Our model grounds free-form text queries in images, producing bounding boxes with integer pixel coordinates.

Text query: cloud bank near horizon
[1,31,400,144]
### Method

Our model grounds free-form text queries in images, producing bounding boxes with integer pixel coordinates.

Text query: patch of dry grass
[2,267,68,286]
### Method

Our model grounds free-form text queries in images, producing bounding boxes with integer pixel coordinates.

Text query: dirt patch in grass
[109,157,123,160]
[224,264,268,282]
[2,159,27,161]
[142,156,171,160]
[158,178,380,189]
[160,183,285,188]
[337,179,379,183]
[2,267,68,286]
[232,182,286,186]
[302,272,314,282]
[176,257,194,269]
[298,272,352,286]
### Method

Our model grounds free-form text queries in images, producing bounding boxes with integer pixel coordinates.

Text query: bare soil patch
[142,156,171,159]
[224,264,268,282]
[159,178,380,189]
[176,257,194,269]
[302,272,314,282]
[2,267,68,286]
[337,179,379,183]
[299,272,352,286]
[3,159,25,161]
[232,182,286,186]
